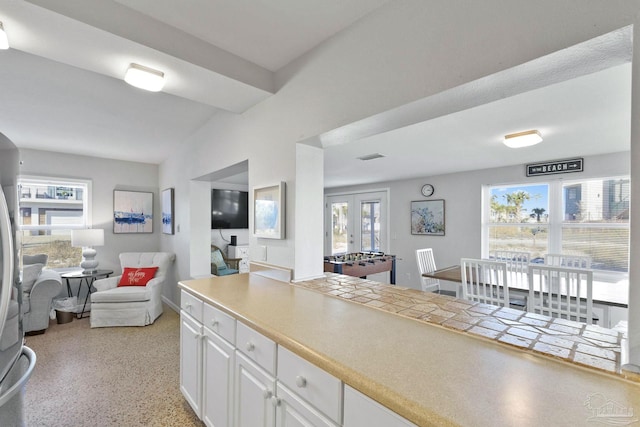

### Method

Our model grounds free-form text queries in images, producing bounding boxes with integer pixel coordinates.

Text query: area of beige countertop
[179,273,640,427]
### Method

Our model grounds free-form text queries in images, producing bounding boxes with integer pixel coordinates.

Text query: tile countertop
[179,273,640,427]
[295,274,627,375]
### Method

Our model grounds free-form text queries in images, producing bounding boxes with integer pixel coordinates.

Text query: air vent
[357,153,385,161]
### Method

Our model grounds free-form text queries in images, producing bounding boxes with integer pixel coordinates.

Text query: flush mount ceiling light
[357,153,385,161]
[503,130,543,148]
[0,21,9,50]
[124,63,165,92]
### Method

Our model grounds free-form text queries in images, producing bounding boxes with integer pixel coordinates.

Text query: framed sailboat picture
[161,188,175,235]
[113,190,153,234]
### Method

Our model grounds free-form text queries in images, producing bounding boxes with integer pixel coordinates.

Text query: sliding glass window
[17,176,92,268]
[484,176,629,274]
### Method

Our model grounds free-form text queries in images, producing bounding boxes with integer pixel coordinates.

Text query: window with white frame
[18,176,92,268]
[484,176,629,274]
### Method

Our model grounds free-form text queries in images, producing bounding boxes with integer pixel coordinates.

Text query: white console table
[228,245,249,273]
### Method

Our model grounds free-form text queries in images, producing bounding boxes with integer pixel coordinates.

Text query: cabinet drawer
[236,322,276,375]
[277,346,342,423]
[229,245,249,258]
[344,385,417,427]
[276,383,340,427]
[203,302,236,345]
[180,290,203,323]
[236,247,249,257]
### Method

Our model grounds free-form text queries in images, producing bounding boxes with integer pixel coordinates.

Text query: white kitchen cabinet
[229,245,250,273]
[181,289,204,321]
[236,321,277,375]
[277,346,342,424]
[274,383,340,427]
[180,289,417,427]
[180,311,203,418]
[203,302,236,344]
[202,327,235,427]
[234,322,277,426]
[181,290,237,426]
[343,385,416,427]
[235,351,276,427]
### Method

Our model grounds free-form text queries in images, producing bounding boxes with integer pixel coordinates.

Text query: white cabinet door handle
[271,396,281,407]
[210,320,219,327]
[246,342,255,352]
[295,375,307,388]
[263,390,272,399]
[185,303,192,310]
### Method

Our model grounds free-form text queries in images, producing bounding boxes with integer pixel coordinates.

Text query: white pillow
[22,263,44,292]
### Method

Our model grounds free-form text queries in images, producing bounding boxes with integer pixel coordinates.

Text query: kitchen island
[179,272,640,426]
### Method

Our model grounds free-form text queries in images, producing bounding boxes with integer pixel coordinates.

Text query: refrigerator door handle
[0,346,36,408]
[0,190,14,341]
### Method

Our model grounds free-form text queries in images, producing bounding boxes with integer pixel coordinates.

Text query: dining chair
[416,248,440,293]
[460,258,509,307]
[527,264,594,324]
[544,253,592,269]
[489,250,530,309]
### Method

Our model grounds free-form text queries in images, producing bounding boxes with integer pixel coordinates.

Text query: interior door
[325,191,388,255]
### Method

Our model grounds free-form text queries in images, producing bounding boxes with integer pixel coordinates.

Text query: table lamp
[71,229,104,273]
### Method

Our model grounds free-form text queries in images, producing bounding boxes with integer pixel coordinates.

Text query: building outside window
[484,176,629,276]
[18,176,92,269]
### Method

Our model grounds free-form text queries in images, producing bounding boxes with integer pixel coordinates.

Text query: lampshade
[0,22,9,50]
[124,63,165,92]
[71,229,104,273]
[71,229,104,248]
[503,130,543,148]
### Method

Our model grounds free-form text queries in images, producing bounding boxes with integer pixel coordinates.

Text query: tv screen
[211,189,249,229]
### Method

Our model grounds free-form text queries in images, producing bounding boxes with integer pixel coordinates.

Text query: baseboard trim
[162,295,180,313]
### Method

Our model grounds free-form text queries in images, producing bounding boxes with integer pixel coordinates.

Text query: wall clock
[421,184,435,197]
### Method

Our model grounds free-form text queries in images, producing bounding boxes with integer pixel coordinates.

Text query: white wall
[327,151,630,290]
[18,149,160,276]
[294,144,324,280]
[159,1,640,305]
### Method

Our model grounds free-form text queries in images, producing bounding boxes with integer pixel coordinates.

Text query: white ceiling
[324,62,631,187]
[114,0,391,72]
[0,0,390,164]
[0,1,633,186]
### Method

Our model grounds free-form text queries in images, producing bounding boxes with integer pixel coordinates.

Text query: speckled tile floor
[294,273,626,376]
[23,306,203,427]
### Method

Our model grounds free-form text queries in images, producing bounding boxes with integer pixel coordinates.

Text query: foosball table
[323,252,396,284]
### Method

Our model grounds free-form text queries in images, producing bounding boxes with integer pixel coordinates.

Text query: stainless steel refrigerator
[0,135,36,426]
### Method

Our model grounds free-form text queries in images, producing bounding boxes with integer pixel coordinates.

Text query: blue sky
[491,184,549,214]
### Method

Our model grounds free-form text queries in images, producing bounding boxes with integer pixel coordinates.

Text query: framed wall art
[411,199,445,236]
[254,182,285,239]
[113,190,153,234]
[161,188,175,235]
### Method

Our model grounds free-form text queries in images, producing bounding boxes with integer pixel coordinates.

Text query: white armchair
[22,254,63,334]
[90,252,175,328]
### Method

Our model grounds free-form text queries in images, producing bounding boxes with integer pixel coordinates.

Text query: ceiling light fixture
[503,130,543,148]
[0,22,9,50]
[357,153,385,161]
[124,63,165,92]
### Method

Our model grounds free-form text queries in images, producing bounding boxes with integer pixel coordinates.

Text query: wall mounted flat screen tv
[211,189,249,229]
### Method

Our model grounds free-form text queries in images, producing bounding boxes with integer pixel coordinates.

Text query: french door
[325,191,388,255]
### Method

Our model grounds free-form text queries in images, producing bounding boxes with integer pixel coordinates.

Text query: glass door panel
[360,200,380,252]
[330,201,350,255]
[325,191,387,255]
